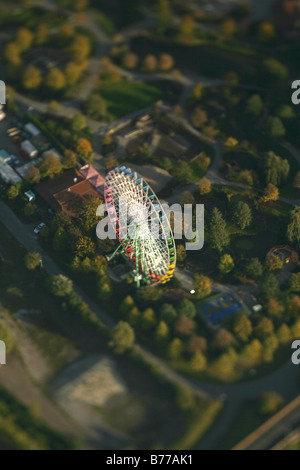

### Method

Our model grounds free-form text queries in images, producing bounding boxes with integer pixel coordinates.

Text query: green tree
[265,151,289,185]
[154,320,169,342]
[167,337,184,359]
[85,94,107,120]
[62,149,77,169]
[240,338,263,367]
[209,208,230,252]
[287,206,300,245]
[266,116,286,139]
[39,154,62,179]
[172,161,193,184]
[98,276,112,299]
[7,185,19,199]
[51,275,73,297]
[71,113,86,132]
[190,351,207,372]
[177,298,196,319]
[24,252,41,270]
[3,42,21,65]
[218,254,234,274]
[233,313,252,343]
[246,94,263,116]
[261,273,279,299]
[232,201,252,229]
[24,202,35,217]
[254,318,274,341]
[156,0,172,32]
[109,321,135,354]
[176,244,186,265]
[289,273,300,292]
[70,35,91,61]
[141,308,156,330]
[120,295,135,315]
[193,274,212,299]
[52,228,68,252]
[265,254,283,271]
[263,58,289,79]
[160,303,178,324]
[277,323,291,344]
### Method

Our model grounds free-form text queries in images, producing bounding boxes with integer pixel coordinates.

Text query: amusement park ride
[104,166,176,288]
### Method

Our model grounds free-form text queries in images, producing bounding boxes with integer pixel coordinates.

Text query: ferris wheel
[104,166,176,288]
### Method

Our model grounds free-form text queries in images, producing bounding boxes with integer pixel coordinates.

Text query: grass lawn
[98,80,164,119]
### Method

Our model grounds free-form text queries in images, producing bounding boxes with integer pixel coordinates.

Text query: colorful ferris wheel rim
[104,165,176,287]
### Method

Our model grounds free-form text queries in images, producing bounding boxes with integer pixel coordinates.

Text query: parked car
[33,222,45,235]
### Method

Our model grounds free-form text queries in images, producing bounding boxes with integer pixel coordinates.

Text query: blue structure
[199,294,244,328]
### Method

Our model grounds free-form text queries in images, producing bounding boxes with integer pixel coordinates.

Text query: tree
[233,314,252,343]
[266,116,286,139]
[232,201,252,229]
[258,22,275,41]
[7,185,19,199]
[137,285,163,304]
[35,24,49,46]
[98,276,112,299]
[71,35,91,61]
[22,65,42,90]
[265,254,283,271]
[51,275,73,297]
[45,68,66,91]
[179,15,195,38]
[186,336,207,355]
[240,339,263,367]
[189,83,204,101]
[218,254,234,274]
[75,236,96,258]
[139,142,152,160]
[0,320,14,354]
[222,18,236,35]
[277,104,295,120]
[259,392,284,416]
[172,161,193,184]
[141,308,156,330]
[262,183,279,202]
[277,323,291,344]
[176,244,186,265]
[65,61,84,86]
[109,321,135,354]
[85,94,107,120]
[3,42,21,65]
[16,27,33,51]
[174,315,196,337]
[154,320,169,342]
[24,203,35,217]
[159,53,174,71]
[24,252,41,270]
[263,334,279,362]
[160,303,178,324]
[179,190,194,205]
[198,178,211,195]
[76,137,93,159]
[71,114,86,132]
[39,154,62,179]
[287,207,300,245]
[261,273,279,299]
[287,295,300,319]
[294,171,300,189]
[197,152,210,171]
[177,299,196,319]
[167,338,184,359]
[266,298,284,319]
[143,54,157,72]
[255,318,274,341]
[289,273,300,292]
[176,387,196,411]
[265,151,289,186]
[62,149,77,169]
[209,208,230,252]
[122,52,138,69]
[246,257,264,279]
[79,197,101,232]
[156,0,172,32]
[52,227,68,252]
[246,94,263,116]
[190,351,207,372]
[190,107,207,128]
[263,58,289,79]
[193,274,212,299]
[120,295,135,315]
[26,166,40,184]
[213,328,233,351]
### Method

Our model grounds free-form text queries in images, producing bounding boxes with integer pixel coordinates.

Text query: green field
[98,81,163,119]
